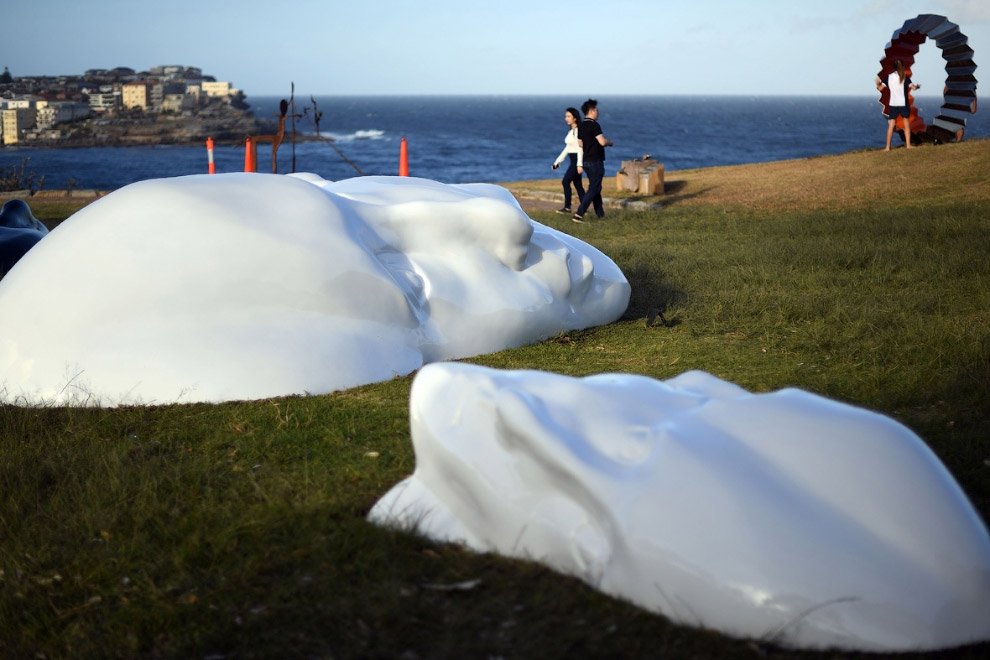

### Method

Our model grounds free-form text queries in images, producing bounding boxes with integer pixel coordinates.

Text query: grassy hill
[2,141,989,659]
[504,137,990,213]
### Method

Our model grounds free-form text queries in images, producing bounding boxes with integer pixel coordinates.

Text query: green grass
[2,149,989,658]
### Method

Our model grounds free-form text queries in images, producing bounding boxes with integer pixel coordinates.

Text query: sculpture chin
[369,363,990,652]
[0,173,629,405]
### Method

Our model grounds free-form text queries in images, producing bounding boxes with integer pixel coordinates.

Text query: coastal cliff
[9,105,277,148]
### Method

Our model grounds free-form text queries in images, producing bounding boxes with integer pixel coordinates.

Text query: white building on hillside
[5,95,44,109]
[36,101,91,128]
[201,81,240,100]
[86,91,120,113]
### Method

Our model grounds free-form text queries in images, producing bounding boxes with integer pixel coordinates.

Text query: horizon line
[245,92,902,98]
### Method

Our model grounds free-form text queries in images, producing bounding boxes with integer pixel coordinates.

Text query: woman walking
[551,107,585,214]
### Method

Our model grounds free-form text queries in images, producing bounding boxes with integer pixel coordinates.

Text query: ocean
[1,95,987,191]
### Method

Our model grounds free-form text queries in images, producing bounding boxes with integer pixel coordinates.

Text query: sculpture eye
[375,250,428,319]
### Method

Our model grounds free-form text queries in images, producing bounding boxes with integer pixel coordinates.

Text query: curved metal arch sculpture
[878,14,978,144]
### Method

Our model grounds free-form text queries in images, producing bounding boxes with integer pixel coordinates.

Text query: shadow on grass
[620,262,688,326]
[658,182,716,208]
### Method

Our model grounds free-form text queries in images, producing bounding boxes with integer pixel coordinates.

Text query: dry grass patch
[504,138,990,214]
[666,139,990,212]
[0,193,98,230]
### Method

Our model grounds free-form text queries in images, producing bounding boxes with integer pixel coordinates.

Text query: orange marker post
[399,137,409,176]
[206,137,215,174]
[244,137,256,173]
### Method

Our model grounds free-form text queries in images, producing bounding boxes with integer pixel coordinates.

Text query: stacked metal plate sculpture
[878,14,978,143]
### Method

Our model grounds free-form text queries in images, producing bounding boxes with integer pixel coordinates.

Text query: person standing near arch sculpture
[876,59,921,151]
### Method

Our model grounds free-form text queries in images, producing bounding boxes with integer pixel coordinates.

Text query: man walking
[573,98,613,222]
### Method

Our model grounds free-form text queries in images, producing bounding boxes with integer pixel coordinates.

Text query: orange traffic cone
[399,137,409,176]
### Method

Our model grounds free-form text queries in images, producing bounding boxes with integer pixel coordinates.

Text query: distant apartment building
[86,91,120,113]
[184,83,202,103]
[152,83,166,109]
[5,95,43,110]
[201,81,239,99]
[2,107,37,144]
[150,65,181,77]
[122,82,156,110]
[36,101,91,128]
[162,94,193,112]
[150,65,202,80]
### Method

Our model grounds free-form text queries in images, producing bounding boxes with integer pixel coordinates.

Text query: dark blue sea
[2,95,987,190]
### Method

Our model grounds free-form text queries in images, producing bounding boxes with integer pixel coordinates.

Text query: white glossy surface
[0,174,629,405]
[369,363,990,651]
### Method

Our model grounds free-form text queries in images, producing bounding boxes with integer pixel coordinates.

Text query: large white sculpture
[369,363,990,652]
[0,174,629,405]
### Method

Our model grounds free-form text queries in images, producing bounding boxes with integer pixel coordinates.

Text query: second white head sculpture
[0,173,629,405]
[369,363,990,652]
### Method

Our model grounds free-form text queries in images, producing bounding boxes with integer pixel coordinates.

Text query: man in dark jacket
[573,98,613,222]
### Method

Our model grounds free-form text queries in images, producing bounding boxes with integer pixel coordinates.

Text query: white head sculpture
[368,363,990,652]
[0,174,629,405]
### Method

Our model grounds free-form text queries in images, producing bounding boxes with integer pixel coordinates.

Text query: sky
[5,0,990,97]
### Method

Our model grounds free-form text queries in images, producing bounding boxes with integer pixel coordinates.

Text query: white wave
[324,129,386,142]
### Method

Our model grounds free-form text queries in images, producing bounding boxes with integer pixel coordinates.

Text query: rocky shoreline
[3,106,282,149]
